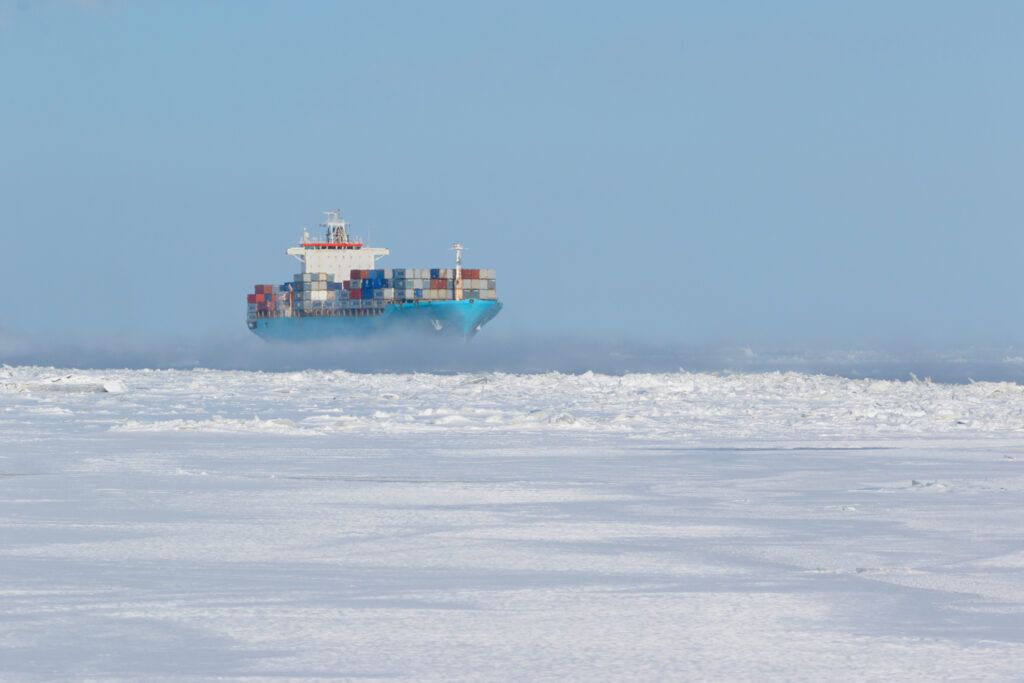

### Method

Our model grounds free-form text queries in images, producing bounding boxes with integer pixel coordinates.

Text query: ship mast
[321,209,349,243]
[452,242,464,301]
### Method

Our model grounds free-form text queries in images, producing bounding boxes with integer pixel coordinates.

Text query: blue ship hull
[249,300,502,341]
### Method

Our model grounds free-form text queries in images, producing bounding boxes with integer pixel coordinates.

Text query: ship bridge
[286,210,389,280]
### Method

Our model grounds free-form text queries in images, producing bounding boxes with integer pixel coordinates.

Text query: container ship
[246,211,502,340]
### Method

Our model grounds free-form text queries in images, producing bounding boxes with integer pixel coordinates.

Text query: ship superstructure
[285,211,389,281]
[246,211,502,339]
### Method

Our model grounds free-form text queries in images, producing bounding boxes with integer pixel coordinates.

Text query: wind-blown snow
[1,366,1022,680]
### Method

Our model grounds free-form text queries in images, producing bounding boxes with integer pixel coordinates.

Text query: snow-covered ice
[1,366,1023,680]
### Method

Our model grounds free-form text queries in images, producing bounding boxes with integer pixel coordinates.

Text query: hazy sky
[2,1,1022,347]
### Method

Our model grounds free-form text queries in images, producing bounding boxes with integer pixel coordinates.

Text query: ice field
[1,366,1023,680]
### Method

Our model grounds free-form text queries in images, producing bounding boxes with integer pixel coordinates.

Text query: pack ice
[1,366,1023,680]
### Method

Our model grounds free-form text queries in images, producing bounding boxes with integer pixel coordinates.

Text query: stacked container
[346,267,497,302]
[249,267,497,322]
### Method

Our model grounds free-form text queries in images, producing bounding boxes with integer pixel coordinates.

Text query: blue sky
[2,1,1022,347]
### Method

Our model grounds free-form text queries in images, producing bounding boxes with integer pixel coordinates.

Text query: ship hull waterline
[249,300,502,341]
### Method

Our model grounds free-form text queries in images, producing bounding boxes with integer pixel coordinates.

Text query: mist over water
[2,328,1024,383]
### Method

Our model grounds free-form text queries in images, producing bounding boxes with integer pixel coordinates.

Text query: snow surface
[1,366,1023,680]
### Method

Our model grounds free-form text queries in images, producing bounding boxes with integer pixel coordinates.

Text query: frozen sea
[1,366,1023,680]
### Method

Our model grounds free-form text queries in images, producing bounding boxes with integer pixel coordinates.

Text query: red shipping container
[247,294,258,303]
[349,290,362,300]
[463,268,479,279]
[343,281,350,290]
[361,269,370,279]
[350,269,361,279]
